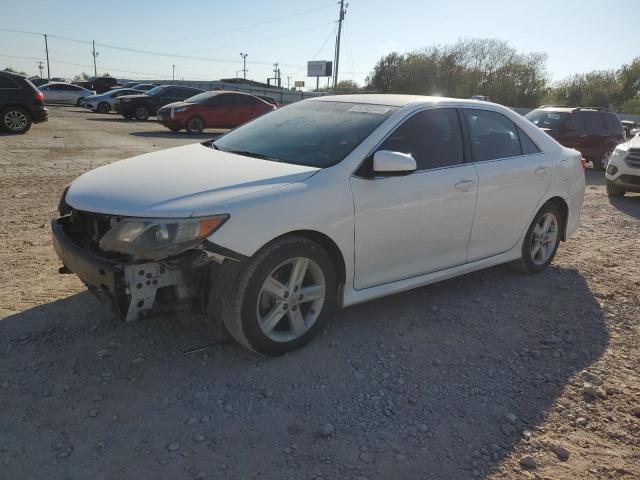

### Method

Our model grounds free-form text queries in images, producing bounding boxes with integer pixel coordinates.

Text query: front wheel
[606,181,625,198]
[97,102,110,113]
[221,236,337,356]
[76,97,84,107]
[186,116,204,134]
[135,106,149,120]
[512,203,562,274]
[1,107,32,133]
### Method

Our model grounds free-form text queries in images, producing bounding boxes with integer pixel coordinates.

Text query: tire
[593,148,612,171]
[221,236,337,356]
[1,107,32,133]
[186,116,204,134]
[97,102,110,114]
[134,105,150,121]
[512,203,562,274]
[606,180,626,198]
[76,97,84,107]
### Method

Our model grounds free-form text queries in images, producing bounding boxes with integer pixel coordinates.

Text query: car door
[206,94,237,128]
[350,108,478,290]
[557,112,585,152]
[234,95,261,124]
[464,108,552,262]
[40,84,61,102]
[583,111,606,158]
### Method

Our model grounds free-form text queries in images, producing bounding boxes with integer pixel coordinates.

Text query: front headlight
[174,106,190,113]
[609,148,627,164]
[98,215,228,259]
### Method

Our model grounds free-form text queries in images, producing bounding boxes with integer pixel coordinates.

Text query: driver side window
[377,108,464,171]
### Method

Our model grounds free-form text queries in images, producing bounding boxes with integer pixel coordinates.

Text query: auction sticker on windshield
[348,104,392,114]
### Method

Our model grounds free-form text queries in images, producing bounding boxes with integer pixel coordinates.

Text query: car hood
[66,143,319,218]
[622,134,640,149]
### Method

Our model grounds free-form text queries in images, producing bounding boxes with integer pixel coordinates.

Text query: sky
[0,0,637,89]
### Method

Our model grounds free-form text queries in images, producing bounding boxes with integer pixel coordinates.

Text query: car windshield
[145,86,165,96]
[525,110,569,129]
[212,101,398,168]
[186,91,218,103]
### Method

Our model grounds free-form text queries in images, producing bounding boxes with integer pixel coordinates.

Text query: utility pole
[286,75,291,89]
[333,0,347,92]
[43,34,50,79]
[92,40,98,76]
[172,64,175,81]
[240,52,248,79]
[37,61,44,79]
[273,63,281,88]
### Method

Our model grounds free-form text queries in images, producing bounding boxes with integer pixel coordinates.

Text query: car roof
[310,93,509,109]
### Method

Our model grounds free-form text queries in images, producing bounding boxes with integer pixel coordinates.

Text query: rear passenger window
[585,112,605,131]
[0,76,20,89]
[378,108,464,171]
[568,113,585,132]
[518,127,540,155]
[464,109,521,161]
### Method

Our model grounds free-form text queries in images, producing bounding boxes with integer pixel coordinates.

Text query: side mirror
[373,150,417,174]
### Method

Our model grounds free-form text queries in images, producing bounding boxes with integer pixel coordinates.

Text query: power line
[129,1,339,46]
[180,21,336,55]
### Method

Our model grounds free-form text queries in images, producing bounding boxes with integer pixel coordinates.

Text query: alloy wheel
[4,110,28,132]
[602,149,613,168]
[136,106,149,120]
[530,212,558,265]
[187,117,203,134]
[256,257,326,343]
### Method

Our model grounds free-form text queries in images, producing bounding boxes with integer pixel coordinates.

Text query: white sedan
[52,95,585,355]
[39,82,95,105]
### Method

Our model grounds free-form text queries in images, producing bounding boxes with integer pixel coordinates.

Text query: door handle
[535,166,548,176]
[454,179,476,191]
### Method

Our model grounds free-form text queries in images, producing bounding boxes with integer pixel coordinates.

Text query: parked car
[38,82,96,105]
[130,83,158,92]
[0,70,48,133]
[255,95,279,107]
[87,76,118,93]
[621,120,638,138]
[82,88,144,113]
[114,85,204,120]
[74,81,94,90]
[157,91,276,133]
[605,134,640,197]
[525,106,625,170]
[29,77,49,87]
[52,95,585,355]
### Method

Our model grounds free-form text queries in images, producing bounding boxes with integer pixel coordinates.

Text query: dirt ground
[0,106,639,480]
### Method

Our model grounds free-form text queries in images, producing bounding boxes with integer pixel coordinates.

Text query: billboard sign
[307,61,333,77]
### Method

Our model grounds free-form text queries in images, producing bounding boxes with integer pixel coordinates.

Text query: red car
[157,91,276,134]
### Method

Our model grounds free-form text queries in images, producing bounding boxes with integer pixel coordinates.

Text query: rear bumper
[31,106,48,123]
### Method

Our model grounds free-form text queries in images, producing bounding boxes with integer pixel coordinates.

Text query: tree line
[363,38,640,113]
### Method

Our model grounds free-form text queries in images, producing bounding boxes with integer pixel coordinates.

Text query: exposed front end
[606,142,640,193]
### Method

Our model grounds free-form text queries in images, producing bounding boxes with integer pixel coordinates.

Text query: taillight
[35,90,44,102]
[580,157,588,169]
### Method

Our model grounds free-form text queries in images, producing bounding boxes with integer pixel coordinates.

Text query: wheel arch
[263,230,347,287]
[541,196,569,241]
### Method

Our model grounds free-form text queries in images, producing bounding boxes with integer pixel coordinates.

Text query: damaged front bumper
[52,216,200,322]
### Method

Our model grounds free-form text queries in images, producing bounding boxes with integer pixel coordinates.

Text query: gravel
[0,107,639,479]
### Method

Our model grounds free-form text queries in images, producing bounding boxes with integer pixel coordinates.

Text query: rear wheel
[512,203,562,274]
[593,149,612,171]
[186,116,204,134]
[135,106,149,120]
[1,107,32,133]
[97,102,110,113]
[606,180,626,197]
[221,236,337,356]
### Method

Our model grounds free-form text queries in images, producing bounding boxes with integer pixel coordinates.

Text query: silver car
[38,82,96,105]
[82,88,144,113]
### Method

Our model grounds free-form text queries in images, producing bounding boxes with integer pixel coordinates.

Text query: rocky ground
[0,107,638,480]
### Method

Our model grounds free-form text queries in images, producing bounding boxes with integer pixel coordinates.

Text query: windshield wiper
[222,149,281,162]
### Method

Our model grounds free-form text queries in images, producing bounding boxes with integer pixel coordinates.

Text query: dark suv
[0,70,48,133]
[88,76,119,94]
[526,106,625,170]
[115,85,205,120]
